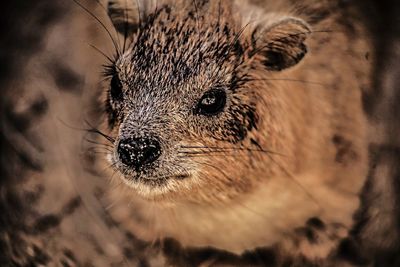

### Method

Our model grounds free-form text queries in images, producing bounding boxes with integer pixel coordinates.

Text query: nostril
[118,141,135,167]
[117,137,162,170]
[141,141,161,165]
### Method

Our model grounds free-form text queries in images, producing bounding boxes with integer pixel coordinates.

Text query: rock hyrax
[100,0,371,256]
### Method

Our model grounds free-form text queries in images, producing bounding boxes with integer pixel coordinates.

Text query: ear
[107,0,157,35]
[254,17,311,71]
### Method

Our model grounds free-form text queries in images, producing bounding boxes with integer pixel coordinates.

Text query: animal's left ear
[254,17,311,71]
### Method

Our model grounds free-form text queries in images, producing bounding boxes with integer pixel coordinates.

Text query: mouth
[110,145,193,194]
[117,172,193,198]
[140,173,190,182]
[122,172,191,185]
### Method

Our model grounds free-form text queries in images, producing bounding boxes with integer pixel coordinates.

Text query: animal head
[102,0,311,202]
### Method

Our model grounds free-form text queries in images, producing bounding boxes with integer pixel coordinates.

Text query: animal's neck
[109,167,362,253]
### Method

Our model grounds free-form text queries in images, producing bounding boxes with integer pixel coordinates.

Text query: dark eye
[110,74,123,101]
[195,88,227,116]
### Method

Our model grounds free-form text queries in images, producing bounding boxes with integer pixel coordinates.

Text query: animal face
[103,0,310,201]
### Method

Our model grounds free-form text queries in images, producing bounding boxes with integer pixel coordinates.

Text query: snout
[117,137,162,171]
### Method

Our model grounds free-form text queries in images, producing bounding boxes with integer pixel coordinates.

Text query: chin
[118,172,197,202]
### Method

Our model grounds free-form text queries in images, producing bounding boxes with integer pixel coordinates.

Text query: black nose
[117,137,162,170]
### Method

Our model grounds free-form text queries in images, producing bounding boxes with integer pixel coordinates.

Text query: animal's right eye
[110,74,123,101]
[195,88,227,116]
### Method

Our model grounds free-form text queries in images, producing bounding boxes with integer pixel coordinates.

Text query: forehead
[115,5,245,92]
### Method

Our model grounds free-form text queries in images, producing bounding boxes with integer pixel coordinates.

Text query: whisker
[71,0,121,57]
[181,141,320,209]
[100,161,119,176]
[83,119,115,143]
[179,146,287,157]
[86,151,112,156]
[178,154,242,159]
[182,144,318,206]
[85,148,113,155]
[266,154,321,208]
[240,77,328,87]
[57,118,114,144]
[85,147,113,154]
[191,160,233,183]
[86,145,113,153]
[122,0,129,53]
[86,128,115,143]
[88,43,115,64]
[84,138,113,148]
[228,22,251,53]
[135,0,142,29]
[86,145,112,152]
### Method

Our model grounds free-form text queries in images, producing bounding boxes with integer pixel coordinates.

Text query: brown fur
[1,0,383,266]
[101,0,372,258]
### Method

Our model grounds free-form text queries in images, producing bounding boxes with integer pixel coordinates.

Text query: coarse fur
[102,0,370,259]
[3,0,400,266]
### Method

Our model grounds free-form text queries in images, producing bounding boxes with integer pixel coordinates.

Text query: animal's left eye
[110,74,123,102]
[195,88,227,116]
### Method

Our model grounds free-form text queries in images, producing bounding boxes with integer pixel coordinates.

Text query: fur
[2,0,400,266]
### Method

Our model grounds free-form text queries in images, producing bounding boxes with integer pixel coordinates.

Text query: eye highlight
[195,88,227,116]
[110,74,123,101]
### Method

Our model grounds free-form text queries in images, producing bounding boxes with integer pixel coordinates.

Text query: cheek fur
[223,103,258,143]
[198,100,259,144]
[105,96,125,130]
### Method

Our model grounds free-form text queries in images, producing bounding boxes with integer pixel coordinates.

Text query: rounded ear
[107,0,157,35]
[254,17,311,71]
